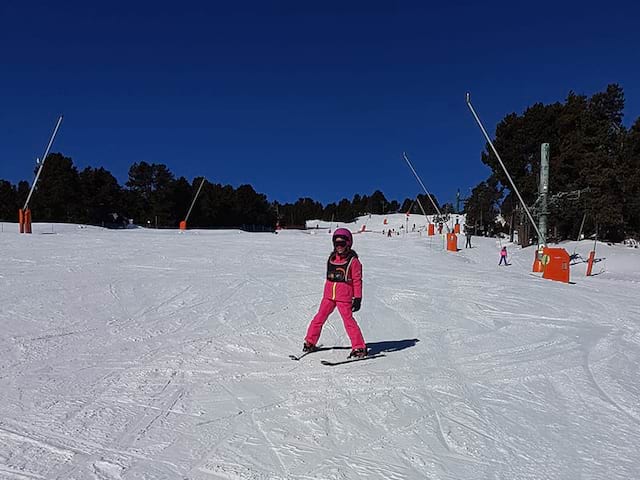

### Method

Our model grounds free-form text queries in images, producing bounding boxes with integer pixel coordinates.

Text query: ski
[289,351,316,361]
[289,345,349,361]
[320,354,385,366]
[289,345,324,361]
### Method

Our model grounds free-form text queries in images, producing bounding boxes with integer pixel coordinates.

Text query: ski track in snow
[1,219,639,479]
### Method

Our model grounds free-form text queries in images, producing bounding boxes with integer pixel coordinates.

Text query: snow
[1,215,639,479]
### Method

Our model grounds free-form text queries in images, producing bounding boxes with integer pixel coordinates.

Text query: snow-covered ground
[1,215,639,479]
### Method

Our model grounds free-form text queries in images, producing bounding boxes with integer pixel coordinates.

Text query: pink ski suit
[304,250,366,350]
[499,246,508,265]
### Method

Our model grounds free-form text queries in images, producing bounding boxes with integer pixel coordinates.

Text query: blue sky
[1,1,638,205]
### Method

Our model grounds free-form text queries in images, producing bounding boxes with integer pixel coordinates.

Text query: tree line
[1,84,638,241]
[464,83,640,243]
[0,156,447,229]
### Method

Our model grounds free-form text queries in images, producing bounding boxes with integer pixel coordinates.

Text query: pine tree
[464,177,502,236]
[126,162,176,227]
[580,84,626,240]
[78,166,123,225]
[0,180,18,221]
[29,153,82,222]
[622,118,640,236]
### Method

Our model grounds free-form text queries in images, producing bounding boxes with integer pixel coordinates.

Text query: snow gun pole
[586,222,598,276]
[402,152,449,233]
[185,177,206,223]
[574,212,587,256]
[180,177,206,230]
[414,195,429,221]
[23,115,64,211]
[414,194,435,236]
[465,93,545,246]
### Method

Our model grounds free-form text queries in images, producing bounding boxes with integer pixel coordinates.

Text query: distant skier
[464,224,472,248]
[499,246,508,266]
[303,228,367,358]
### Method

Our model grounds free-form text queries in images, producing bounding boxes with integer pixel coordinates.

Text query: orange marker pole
[25,209,32,234]
[586,250,595,276]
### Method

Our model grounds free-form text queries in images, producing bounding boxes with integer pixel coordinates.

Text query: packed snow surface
[1,215,639,479]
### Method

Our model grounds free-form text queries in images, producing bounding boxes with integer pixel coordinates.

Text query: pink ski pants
[305,298,366,349]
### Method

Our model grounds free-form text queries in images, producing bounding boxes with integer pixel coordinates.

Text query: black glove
[352,297,362,312]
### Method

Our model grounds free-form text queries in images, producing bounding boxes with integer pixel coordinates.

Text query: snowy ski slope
[0,215,639,479]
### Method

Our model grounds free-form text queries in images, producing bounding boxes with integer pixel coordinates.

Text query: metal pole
[465,93,545,246]
[539,143,550,244]
[402,152,450,232]
[573,212,587,256]
[414,195,429,220]
[24,115,64,210]
[577,212,587,242]
[184,177,206,222]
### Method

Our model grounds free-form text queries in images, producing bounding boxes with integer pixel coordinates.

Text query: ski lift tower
[538,143,550,244]
[467,94,571,283]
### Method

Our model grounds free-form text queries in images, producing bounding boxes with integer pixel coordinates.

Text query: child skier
[303,228,367,358]
[499,246,508,266]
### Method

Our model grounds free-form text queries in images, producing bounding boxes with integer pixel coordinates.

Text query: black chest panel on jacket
[326,250,358,282]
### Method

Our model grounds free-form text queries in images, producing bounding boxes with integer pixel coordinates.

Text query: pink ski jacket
[323,251,362,302]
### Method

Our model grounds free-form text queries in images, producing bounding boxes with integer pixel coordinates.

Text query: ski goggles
[333,237,348,247]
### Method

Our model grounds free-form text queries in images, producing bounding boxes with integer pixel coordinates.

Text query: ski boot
[349,348,368,358]
[302,341,318,353]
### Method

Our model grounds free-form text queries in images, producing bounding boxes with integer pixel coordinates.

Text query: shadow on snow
[366,338,420,356]
[314,339,420,356]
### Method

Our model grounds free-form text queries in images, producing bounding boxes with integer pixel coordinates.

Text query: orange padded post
[19,209,24,233]
[541,247,570,283]
[428,224,435,236]
[446,233,458,252]
[179,220,187,230]
[586,250,596,276]
[532,248,544,273]
[454,223,461,234]
[24,209,32,234]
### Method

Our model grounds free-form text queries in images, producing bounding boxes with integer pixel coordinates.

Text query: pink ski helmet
[332,228,353,248]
